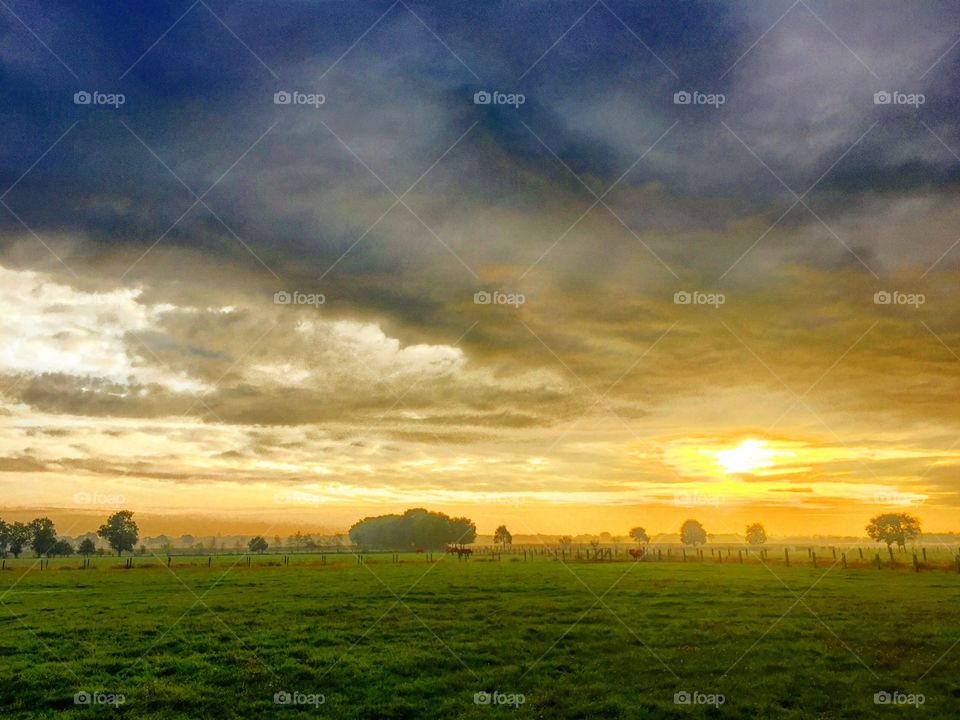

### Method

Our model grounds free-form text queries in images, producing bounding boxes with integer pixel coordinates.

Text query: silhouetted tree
[629,527,650,545]
[493,525,513,547]
[248,536,268,553]
[49,539,73,557]
[29,518,57,557]
[78,538,97,556]
[7,522,31,558]
[745,523,767,546]
[866,513,920,559]
[680,519,707,546]
[97,511,140,556]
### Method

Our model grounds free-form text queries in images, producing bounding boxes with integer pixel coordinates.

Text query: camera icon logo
[674,691,692,705]
[274,291,292,305]
[874,91,891,105]
[673,290,691,305]
[274,691,292,705]
[474,290,492,305]
[673,90,692,105]
[874,691,892,705]
[274,91,292,105]
[474,691,491,705]
[74,692,92,705]
[74,91,92,105]
[873,290,891,305]
[474,90,491,105]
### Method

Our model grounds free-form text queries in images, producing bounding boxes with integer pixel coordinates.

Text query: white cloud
[0,266,210,393]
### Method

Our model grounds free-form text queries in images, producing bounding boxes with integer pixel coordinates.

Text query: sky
[2,0,960,538]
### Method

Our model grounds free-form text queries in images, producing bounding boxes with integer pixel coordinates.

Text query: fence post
[875,553,882,570]
[922,548,927,562]
[682,549,686,562]
[913,553,919,573]
[812,551,817,568]
[738,550,743,564]
[784,548,790,567]
[208,557,211,568]
[859,547,864,560]
[842,552,847,569]
[831,547,836,560]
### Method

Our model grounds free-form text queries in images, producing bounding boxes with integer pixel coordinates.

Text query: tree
[866,513,921,558]
[629,527,650,545]
[349,508,477,550]
[49,539,73,557]
[29,517,57,557]
[0,520,8,557]
[97,511,139,556]
[493,525,513,547]
[558,535,573,547]
[7,522,32,558]
[745,523,767,546]
[78,538,97,556]
[288,531,306,550]
[680,519,707,547]
[248,536,268,553]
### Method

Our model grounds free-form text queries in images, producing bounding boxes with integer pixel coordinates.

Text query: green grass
[1,553,959,718]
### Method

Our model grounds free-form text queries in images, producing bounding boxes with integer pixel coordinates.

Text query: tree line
[0,511,139,558]
[622,513,922,551]
[0,509,925,558]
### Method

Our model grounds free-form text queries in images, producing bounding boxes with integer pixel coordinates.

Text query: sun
[713,439,779,475]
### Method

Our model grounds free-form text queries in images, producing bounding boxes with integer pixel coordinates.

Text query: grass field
[1,551,959,718]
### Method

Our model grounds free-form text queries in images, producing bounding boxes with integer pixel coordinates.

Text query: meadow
[1,549,959,718]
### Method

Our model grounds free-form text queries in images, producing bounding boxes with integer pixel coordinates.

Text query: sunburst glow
[713,439,784,475]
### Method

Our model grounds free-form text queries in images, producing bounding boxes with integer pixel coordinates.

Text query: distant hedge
[348,508,476,550]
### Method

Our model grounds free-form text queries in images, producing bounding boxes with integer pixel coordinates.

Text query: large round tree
[97,511,140,557]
